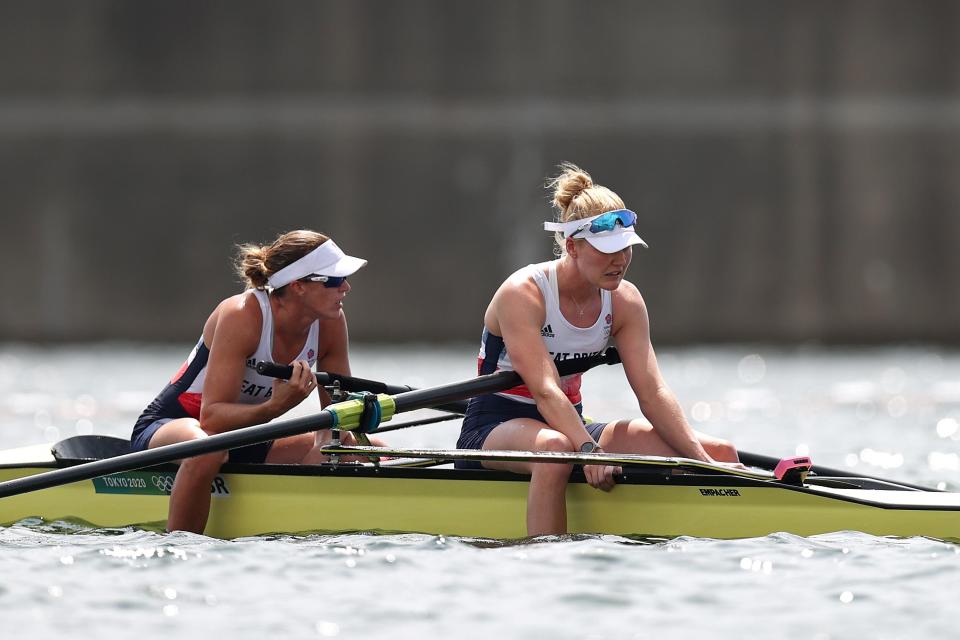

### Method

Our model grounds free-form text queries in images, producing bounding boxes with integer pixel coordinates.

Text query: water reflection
[936,418,959,439]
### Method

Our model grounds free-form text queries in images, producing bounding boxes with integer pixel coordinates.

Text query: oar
[0,348,622,499]
[738,451,938,491]
[254,367,410,395]
[261,357,922,487]
[254,364,469,414]
[372,414,459,433]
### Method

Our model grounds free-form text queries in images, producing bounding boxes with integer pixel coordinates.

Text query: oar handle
[255,361,294,379]
[255,362,411,395]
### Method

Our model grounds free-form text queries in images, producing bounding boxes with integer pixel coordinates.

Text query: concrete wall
[1,1,958,343]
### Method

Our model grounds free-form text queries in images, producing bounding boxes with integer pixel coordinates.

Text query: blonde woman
[456,164,740,536]
[131,230,382,533]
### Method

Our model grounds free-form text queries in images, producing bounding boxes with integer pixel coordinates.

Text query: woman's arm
[199,295,314,434]
[313,310,351,408]
[612,282,714,463]
[493,278,595,450]
[494,276,619,490]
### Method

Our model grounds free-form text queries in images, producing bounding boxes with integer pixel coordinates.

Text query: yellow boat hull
[2,464,958,540]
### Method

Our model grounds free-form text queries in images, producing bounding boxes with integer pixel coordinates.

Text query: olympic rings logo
[151,474,175,494]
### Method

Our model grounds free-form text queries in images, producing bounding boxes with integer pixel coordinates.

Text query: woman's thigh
[480,418,574,474]
[265,433,315,464]
[598,420,736,461]
[597,420,677,456]
[147,418,206,449]
[144,418,230,466]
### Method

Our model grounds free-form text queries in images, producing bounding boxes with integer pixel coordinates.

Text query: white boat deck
[811,485,960,508]
[0,443,55,467]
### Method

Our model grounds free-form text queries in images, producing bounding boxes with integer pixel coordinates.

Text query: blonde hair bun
[549,162,594,215]
[545,162,627,256]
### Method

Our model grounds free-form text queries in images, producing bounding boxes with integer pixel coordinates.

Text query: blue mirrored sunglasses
[569,209,637,238]
[302,274,348,288]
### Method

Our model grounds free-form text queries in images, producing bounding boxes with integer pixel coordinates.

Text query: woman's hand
[713,460,749,471]
[269,359,318,414]
[583,456,621,492]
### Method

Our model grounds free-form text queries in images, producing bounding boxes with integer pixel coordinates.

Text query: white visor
[266,240,367,289]
[544,210,648,254]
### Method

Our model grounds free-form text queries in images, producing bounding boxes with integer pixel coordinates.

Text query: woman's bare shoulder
[497,265,545,304]
[612,279,645,307]
[203,291,263,344]
[485,264,548,333]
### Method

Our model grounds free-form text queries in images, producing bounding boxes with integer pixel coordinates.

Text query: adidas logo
[540,324,555,338]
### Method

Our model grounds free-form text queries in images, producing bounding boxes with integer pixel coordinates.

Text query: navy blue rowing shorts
[130,416,273,464]
[455,394,607,470]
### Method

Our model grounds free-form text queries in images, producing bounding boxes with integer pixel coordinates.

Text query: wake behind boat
[1,434,958,541]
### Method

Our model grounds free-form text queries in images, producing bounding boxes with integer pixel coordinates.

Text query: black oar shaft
[371,414,458,433]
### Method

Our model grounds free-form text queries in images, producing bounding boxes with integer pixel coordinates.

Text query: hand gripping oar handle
[254,364,470,413]
[0,348,622,499]
[255,363,410,395]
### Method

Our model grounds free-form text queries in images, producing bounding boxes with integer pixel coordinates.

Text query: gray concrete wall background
[1,1,958,343]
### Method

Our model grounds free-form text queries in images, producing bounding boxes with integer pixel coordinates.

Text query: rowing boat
[1,434,958,540]
[2,352,956,541]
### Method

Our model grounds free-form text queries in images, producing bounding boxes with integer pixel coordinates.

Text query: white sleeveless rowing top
[167,289,320,418]
[477,262,613,404]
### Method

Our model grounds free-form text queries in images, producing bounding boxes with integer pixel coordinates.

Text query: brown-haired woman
[131,230,383,534]
[456,164,742,536]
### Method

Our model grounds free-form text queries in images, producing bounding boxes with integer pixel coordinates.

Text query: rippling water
[1,343,959,638]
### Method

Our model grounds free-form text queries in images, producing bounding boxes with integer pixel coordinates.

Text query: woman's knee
[536,430,575,454]
[149,418,205,449]
[180,450,228,473]
[529,432,574,480]
[531,459,573,483]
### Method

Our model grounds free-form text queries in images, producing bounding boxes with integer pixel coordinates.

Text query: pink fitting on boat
[774,457,813,484]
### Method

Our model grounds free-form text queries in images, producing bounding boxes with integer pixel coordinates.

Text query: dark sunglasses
[301,274,348,288]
